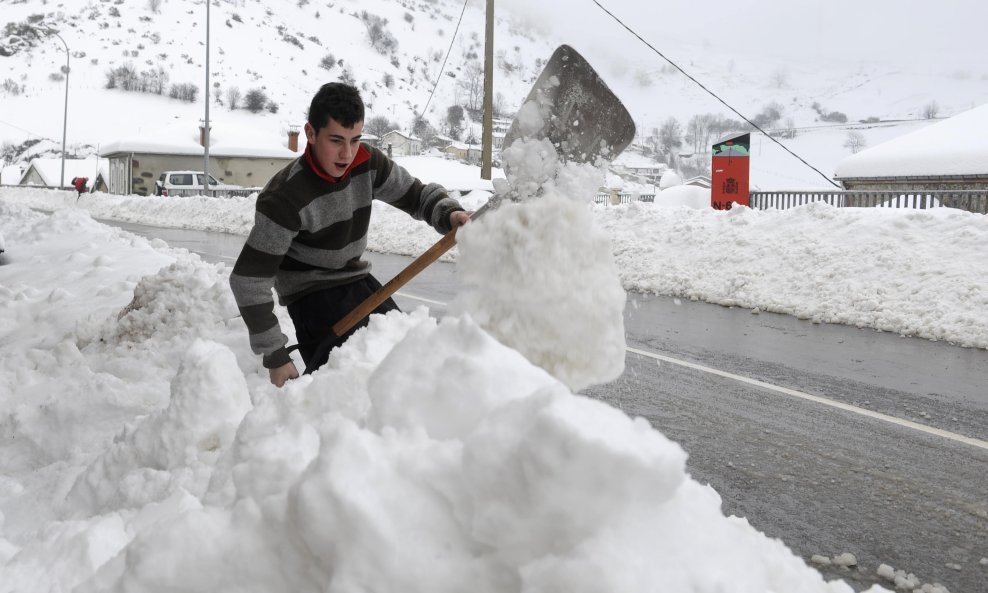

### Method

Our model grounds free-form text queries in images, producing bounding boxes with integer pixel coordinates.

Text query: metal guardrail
[593,193,656,205]
[164,188,259,198]
[750,190,988,214]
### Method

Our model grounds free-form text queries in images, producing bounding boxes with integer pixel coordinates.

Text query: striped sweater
[230,142,463,368]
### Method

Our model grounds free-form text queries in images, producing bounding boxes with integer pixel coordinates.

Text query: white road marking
[394,291,448,307]
[626,346,988,451]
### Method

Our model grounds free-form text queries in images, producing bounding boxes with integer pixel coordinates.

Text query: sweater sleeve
[369,147,464,234]
[229,196,300,368]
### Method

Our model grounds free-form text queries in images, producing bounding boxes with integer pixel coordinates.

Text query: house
[359,133,381,149]
[492,116,512,150]
[99,129,299,196]
[444,141,482,165]
[610,150,668,184]
[18,157,109,192]
[834,103,988,191]
[379,130,422,157]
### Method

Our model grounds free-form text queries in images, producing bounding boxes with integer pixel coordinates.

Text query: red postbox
[711,132,750,210]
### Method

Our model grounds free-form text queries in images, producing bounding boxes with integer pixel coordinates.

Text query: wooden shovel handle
[331,227,459,338]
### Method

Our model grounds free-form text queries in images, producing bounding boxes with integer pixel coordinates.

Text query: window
[172,174,193,185]
[195,174,221,185]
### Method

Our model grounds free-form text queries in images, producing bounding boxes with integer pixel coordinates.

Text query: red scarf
[304,143,370,182]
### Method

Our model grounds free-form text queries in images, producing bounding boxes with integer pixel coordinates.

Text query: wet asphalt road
[106,221,988,593]
[588,294,988,592]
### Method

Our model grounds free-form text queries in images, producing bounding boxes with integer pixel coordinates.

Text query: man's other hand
[450,210,471,229]
[269,361,299,387]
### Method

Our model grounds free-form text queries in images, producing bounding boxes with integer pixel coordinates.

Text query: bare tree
[658,117,683,157]
[365,115,395,137]
[445,105,464,139]
[770,68,789,89]
[922,100,940,119]
[781,117,797,139]
[412,116,438,147]
[148,0,162,13]
[686,113,717,153]
[843,131,867,154]
[458,61,484,113]
[226,86,241,110]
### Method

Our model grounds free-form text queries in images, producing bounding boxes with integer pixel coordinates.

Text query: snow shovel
[303,45,635,369]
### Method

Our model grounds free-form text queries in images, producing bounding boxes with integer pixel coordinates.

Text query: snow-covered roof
[834,103,988,179]
[1,164,23,185]
[393,155,499,192]
[99,140,297,159]
[381,130,422,142]
[612,150,666,169]
[20,158,109,186]
[446,142,481,151]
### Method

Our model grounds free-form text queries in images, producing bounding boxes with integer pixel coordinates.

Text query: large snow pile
[0,197,884,591]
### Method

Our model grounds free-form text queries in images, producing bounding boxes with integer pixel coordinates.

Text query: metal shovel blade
[502,44,637,173]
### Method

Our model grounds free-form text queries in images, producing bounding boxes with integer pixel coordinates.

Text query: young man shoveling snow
[230,83,470,387]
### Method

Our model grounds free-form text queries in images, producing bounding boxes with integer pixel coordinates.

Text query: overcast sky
[501,0,986,70]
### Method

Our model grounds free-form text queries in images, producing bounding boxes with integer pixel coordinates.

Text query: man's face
[305,118,364,177]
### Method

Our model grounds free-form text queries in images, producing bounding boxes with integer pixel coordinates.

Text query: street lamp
[32,28,70,188]
[51,31,70,189]
[203,0,211,196]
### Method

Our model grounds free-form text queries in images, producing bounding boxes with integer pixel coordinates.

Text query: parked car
[153,171,245,197]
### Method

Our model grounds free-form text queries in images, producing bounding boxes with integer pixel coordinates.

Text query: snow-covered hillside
[0,0,553,154]
[2,0,987,189]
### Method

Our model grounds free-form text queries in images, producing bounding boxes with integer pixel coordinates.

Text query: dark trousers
[286,274,399,374]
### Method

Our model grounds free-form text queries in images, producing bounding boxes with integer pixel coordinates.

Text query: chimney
[199,119,212,147]
[288,125,301,152]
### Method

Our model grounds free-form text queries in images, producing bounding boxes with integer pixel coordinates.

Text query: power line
[418,0,471,122]
[0,117,51,141]
[589,0,841,189]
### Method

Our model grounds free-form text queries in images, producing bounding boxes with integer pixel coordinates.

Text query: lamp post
[203,0,211,196]
[51,31,69,189]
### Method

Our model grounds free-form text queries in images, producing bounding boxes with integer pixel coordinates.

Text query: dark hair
[307,82,364,130]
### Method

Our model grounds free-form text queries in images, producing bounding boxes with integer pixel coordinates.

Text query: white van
[153,171,245,197]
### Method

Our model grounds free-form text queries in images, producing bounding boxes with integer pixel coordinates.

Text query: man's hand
[450,210,471,229]
[269,361,299,387]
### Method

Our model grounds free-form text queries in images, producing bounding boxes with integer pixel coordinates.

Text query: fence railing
[750,190,988,214]
[593,193,656,205]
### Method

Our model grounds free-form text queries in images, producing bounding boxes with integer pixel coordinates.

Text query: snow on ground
[0,189,903,591]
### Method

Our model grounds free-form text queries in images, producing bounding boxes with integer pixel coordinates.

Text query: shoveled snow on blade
[453,137,627,392]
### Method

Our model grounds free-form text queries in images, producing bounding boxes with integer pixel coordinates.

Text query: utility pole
[203,0,211,196]
[480,0,493,180]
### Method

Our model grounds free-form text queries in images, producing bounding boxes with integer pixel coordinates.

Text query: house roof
[393,155,500,192]
[613,150,666,169]
[99,139,297,159]
[20,157,109,186]
[381,130,422,142]
[834,103,988,179]
[446,142,481,151]
[1,164,23,185]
